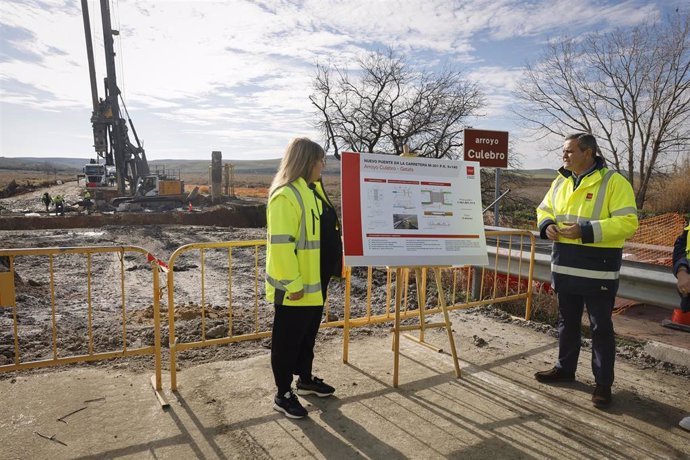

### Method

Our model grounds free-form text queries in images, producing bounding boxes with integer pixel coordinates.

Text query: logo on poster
[466,166,475,177]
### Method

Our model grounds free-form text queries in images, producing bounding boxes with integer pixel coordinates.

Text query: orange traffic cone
[662,308,690,332]
[671,308,690,325]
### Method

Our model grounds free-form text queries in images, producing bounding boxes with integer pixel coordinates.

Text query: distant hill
[505,168,558,179]
[0,156,286,175]
[0,156,556,178]
[0,157,84,171]
[0,156,335,176]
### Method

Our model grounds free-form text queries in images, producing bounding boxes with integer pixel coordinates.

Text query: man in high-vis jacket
[535,133,638,408]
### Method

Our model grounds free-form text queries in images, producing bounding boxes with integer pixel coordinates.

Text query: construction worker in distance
[41,192,51,213]
[535,132,638,409]
[83,190,93,214]
[672,223,690,431]
[52,194,65,216]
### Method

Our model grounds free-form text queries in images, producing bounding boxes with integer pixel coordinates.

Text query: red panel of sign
[463,129,509,168]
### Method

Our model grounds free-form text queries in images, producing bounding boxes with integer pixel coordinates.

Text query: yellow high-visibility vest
[265,177,326,306]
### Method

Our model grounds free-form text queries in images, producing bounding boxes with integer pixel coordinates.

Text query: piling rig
[81,0,150,196]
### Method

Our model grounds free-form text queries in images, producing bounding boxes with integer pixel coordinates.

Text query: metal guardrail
[484,227,679,310]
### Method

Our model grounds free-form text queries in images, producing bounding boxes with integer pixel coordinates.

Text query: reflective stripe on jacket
[536,158,638,294]
[265,177,325,306]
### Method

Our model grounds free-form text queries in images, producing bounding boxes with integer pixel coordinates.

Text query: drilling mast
[80,0,149,195]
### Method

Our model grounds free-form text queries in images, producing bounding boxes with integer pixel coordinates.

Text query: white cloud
[0,0,668,161]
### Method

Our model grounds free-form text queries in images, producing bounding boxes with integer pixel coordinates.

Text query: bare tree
[515,13,690,208]
[310,49,484,160]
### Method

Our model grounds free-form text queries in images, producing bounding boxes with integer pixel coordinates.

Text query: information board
[341,152,488,267]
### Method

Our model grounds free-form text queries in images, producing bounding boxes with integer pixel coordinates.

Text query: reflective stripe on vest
[266,275,321,294]
[285,183,320,250]
[551,176,565,216]
[286,183,307,250]
[551,263,620,280]
[590,170,615,219]
[270,234,295,244]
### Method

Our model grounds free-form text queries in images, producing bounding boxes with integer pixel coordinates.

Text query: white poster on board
[341,151,488,267]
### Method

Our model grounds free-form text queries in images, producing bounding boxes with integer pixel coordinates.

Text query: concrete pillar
[211,151,222,203]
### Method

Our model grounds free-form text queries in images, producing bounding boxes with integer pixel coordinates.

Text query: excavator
[80,0,185,209]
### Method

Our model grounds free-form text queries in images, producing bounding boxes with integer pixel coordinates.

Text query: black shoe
[296,376,335,397]
[534,367,575,383]
[592,384,612,408]
[273,390,308,419]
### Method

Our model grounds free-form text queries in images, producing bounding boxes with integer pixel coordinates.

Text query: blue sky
[0,0,684,169]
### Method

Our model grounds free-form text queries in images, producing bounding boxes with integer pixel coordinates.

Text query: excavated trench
[0,202,266,231]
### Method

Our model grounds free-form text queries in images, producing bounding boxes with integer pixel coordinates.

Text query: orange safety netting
[625,212,687,266]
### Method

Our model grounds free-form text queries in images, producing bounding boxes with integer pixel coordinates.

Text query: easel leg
[416,268,426,343]
[393,267,404,388]
[434,268,461,378]
[343,267,351,364]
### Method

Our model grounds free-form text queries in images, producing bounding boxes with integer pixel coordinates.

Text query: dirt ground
[1,182,689,458]
[1,311,689,459]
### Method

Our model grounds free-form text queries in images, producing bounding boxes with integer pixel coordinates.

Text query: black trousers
[271,275,331,395]
[271,304,323,395]
[556,292,616,386]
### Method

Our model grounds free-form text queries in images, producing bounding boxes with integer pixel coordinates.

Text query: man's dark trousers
[555,292,616,385]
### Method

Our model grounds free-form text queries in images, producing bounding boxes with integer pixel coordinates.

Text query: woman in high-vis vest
[266,137,342,419]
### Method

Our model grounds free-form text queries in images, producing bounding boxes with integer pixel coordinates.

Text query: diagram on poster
[341,151,489,267]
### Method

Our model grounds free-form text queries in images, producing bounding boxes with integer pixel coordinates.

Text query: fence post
[471,267,481,301]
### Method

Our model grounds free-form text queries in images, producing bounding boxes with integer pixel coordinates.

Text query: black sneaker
[273,390,308,419]
[296,376,335,397]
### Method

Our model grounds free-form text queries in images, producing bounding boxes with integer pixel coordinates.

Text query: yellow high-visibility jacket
[265,177,327,306]
[536,158,638,295]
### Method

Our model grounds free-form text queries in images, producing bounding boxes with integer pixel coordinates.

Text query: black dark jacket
[672,229,689,312]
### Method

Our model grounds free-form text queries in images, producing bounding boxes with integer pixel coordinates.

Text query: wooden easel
[392,266,461,387]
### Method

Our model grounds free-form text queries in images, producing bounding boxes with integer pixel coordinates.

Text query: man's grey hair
[565,133,600,158]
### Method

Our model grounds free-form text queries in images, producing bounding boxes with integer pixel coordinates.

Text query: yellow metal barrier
[0,230,535,394]
[165,229,536,390]
[167,240,267,391]
[342,230,537,384]
[0,245,166,405]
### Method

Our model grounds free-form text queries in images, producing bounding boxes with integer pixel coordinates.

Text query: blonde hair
[269,138,325,196]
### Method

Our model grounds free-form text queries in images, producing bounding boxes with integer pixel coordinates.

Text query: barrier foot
[150,375,170,408]
[661,319,690,333]
[402,333,443,353]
